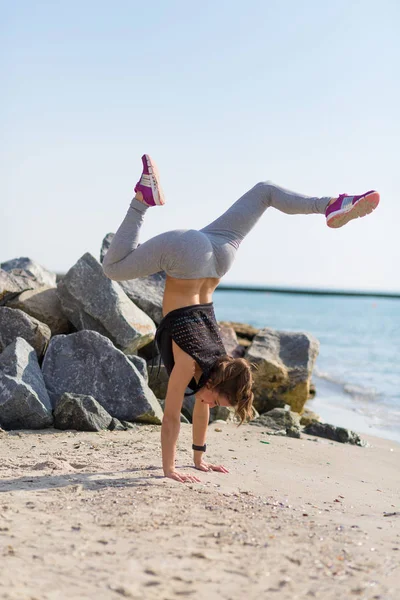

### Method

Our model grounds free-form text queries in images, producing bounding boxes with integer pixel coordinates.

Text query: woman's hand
[164,470,202,484]
[194,460,229,473]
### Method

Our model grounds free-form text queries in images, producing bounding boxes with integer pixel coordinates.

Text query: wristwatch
[192,443,207,452]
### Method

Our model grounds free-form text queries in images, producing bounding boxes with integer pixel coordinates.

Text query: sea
[213,289,400,444]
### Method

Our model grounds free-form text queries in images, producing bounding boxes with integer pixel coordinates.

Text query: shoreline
[1,424,399,599]
[309,376,400,444]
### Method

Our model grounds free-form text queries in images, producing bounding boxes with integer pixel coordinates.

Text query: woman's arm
[161,342,201,483]
[192,396,209,467]
[191,397,230,474]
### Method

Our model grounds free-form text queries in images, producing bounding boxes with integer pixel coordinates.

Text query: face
[197,386,231,408]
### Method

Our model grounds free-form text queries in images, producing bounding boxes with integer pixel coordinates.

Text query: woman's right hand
[164,470,201,484]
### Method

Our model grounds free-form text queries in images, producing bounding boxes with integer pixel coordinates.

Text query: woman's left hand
[194,460,229,473]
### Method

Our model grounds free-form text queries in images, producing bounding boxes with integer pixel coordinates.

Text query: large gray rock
[246,328,319,414]
[0,307,51,358]
[126,355,148,382]
[218,325,245,358]
[249,407,301,437]
[100,233,165,325]
[57,252,155,353]
[147,362,169,399]
[54,393,113,431]
[1,257,56,287]
[303,422,363,445]
[218,321,259,343]
[42,330,163,424]
[7,286,71,335]
[0,338,53,429]
[0,269,37,306]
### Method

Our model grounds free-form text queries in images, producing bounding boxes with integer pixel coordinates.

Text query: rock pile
[1,254,161,432]
[0,252,362,444]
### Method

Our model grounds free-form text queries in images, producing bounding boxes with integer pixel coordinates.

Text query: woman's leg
[200,181,332,248]
[103,158,379,281]
[102,198,165,281]
[103,180,330,282]
[102,194,220,281]
[103,154,175,282]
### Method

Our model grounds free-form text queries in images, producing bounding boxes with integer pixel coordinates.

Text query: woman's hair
[207,356,254,424]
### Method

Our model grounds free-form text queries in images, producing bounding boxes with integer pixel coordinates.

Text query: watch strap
[192,443,207,452]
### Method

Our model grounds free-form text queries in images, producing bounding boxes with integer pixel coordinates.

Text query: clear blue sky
[2,0,399,291]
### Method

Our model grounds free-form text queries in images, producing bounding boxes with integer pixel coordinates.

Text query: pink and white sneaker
[326,190,380,228]
[134,154,165,207]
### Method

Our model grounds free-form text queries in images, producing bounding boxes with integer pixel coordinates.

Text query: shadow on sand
[0,465,167,494]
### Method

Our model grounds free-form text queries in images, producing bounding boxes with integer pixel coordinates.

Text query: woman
[102,155,380,484]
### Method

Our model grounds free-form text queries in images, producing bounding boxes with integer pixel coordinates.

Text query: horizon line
[216,284,400,299]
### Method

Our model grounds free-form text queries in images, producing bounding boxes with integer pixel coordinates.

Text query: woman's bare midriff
[162,275,221,317]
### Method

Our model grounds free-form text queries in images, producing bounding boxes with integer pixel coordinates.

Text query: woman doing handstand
[102,155,380,484]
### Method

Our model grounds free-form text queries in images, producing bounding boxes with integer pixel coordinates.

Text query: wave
[313,368,380,402]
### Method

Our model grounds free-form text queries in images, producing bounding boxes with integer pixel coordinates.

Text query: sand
[0,423,399,600]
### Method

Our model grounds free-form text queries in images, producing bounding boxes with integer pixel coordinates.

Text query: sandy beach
[0,423,399,600]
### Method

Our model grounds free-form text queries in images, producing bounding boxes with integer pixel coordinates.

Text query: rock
[286,426,301,438]
[7,286,71,335]
[42,330,163,424]
[53,393,113,431]
[0,307,51,358]
[120,420,137,430]
[218,321,258,350]
[1,257,56,287]
[181,395,196,423]
[251,407,260,421]
[119,273,165,326]
[303,422,364,445]
[0,338,53,429]
[99,232,114,263]
[100,233,166,325]
[237,337,252,349]
[249,407,301,438]
[218,321,259,341]
[147,362,169,399]
[108,417,127,430]
[210,406,240,424]
[300,409,321,427]
[218,325,245,358]
[57,252,155,353]
[246,328,319,414]
[126,355,148,382]
[138,340,159,361]
[0,269,37,305]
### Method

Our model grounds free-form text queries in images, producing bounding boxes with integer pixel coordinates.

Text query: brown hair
[207,356,254,424]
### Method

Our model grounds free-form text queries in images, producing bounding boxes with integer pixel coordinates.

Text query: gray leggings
[102,181,331,281]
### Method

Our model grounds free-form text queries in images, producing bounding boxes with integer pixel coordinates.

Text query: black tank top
[155,302,227,395]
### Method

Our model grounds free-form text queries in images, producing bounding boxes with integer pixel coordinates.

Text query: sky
[1,0,399,292]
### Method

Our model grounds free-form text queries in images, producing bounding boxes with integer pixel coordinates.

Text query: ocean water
[213,290,400,443]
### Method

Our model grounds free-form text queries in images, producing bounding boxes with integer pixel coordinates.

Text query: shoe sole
[327,191,380,228]
[144,154,165,206]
